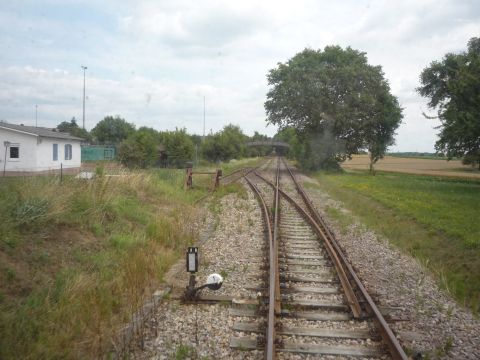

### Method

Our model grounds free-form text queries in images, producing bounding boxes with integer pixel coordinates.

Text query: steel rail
[243,174,277,359]
[254,169,362,319]
[272,157,281,316]
[280,158,408,360]
[221,167,250,183]
[221,159,271,184]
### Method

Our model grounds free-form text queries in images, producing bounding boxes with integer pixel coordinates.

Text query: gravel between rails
[130,180,265,359]
[298,174,480,359]
[130,169,479,359]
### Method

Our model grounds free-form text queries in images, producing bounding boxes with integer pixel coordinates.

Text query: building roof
[0,122,84,141]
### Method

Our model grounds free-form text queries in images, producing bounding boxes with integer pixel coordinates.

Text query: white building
[0,122,84,174]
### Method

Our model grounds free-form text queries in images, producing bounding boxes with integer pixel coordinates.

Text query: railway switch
[184,247,223,301]
[186,247,198,273]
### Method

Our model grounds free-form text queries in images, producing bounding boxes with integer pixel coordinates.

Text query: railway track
[230,157,407,359]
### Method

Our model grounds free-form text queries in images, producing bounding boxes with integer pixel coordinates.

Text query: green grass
[310,170,480,313]
[0,157,259,359]
[0,170,202,359]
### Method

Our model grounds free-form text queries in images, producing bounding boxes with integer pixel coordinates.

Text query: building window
[9,146,19,159]
[53,144,58,161]
[65,144,72,160]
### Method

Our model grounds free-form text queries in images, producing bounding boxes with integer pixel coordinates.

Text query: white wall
[0,129,38,171]
[0,128,82,172]
[36,138,81,170]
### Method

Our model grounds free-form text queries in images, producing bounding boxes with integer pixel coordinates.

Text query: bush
[118,131,157,168]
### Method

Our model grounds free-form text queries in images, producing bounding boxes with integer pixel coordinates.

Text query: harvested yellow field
[342,155,480,179]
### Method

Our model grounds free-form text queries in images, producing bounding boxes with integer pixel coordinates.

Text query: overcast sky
[0,0,478,151]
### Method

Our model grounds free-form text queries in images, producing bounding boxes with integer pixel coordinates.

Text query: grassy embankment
[0,157,261,359]
[308,170,480,314]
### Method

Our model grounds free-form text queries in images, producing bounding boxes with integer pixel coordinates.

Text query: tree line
[58,37,479,171]
[266,37,480,172]
[56,116,271,168]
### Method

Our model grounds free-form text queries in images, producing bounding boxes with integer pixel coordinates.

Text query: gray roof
[0,122,84,141]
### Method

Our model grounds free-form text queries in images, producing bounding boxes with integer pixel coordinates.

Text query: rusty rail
[263,157,281,359]
[254,169,362,320]
[280,158,408,360]
[221,167,252,185]
[243,174,276,359]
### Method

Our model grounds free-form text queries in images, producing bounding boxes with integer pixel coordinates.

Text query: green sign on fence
[81,146,116,161]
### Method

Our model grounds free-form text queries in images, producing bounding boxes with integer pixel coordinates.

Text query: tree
[189,134,203,147]
[417,37,480,169]
[274,127,301,159]
[361,90,403,173]
[117,130,157,168]
[265,47,403,170]
[161,128,195,167]
[91,116,135,144]
[57,117,91,141]
[202,124,248,162]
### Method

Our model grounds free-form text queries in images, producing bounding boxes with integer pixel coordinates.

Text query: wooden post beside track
[214,169,222,190]
[184,167,222,191]
[184,166,193,190]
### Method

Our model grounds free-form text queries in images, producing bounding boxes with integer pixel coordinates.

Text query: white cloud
[0,65,272,136]
[0,0,479,148]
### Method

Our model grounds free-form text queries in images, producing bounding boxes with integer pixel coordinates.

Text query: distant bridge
[246,141,290,149]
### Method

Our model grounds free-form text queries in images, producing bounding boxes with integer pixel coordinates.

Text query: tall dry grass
[0,170,200,359]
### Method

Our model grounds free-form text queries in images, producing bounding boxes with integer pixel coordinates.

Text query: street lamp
[81,65,87,129]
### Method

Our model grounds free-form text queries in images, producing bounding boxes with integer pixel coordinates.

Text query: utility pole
[81,65,87,129]
[195,144,198,167]
[203,96,205,142]
[35,105,38,127]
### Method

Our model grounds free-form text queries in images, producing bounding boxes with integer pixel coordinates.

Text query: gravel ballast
[131,182,265,359]
[131,171,480,359]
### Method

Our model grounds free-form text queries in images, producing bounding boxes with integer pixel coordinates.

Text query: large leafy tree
[265,46,402,170]
[361,91,403,173]
[91,116,135,144]
[417,37,480,169]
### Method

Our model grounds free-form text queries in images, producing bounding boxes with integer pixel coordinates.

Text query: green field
[310,170,480,313]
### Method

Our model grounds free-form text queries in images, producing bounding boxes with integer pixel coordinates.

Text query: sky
[0,0,478,152]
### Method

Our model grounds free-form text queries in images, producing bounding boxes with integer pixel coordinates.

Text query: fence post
[214,169,222,190]
[60,163,63,183]
[184,166,193,190]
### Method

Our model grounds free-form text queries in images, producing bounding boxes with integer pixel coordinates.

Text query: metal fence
[81,145,116,161]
